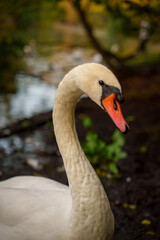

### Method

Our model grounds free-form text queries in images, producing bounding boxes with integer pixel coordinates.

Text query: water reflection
[0,74,56,128]
[0,126,56,175]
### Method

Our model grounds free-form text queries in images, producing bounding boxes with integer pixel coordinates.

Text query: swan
[0,63,129,240]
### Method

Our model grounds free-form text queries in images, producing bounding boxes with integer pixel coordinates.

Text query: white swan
[0,63,129,240]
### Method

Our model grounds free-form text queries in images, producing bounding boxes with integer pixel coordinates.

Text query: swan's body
[0,63,128,240]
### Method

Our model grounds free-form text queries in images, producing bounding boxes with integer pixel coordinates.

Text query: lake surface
[0,74,56,129]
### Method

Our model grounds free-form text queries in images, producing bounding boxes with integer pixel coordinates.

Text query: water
[0,74,56,129]
[0,127,55,175]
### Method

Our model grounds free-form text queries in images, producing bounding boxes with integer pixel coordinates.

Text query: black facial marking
[100,83,124,106]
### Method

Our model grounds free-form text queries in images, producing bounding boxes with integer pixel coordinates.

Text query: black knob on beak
[117,94,125,104]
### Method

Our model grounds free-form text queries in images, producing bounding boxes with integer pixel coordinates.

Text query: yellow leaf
[128,204,137,210]
[146,231,155,236]
[141,219,151,225]
[123,203,137,210]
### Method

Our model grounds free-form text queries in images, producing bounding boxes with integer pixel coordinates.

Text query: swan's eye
[99,80,104,86]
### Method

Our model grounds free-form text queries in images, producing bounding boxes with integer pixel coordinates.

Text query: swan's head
[73,63,129,133]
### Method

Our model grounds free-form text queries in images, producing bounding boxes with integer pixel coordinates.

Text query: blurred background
[0,0,160,239]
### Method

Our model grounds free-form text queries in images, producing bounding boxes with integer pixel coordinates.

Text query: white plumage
[0,63,128,240]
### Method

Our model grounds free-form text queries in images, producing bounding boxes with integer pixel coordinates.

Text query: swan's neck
[53,73,114,239]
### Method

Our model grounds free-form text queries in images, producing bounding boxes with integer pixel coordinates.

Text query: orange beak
[102,93,129,133]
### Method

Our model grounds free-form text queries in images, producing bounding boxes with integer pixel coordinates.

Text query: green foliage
[81,116,127,176]
[100,0,160,35]
[81,115,93,129]
[0,0,63,54]
[71,0,160,42]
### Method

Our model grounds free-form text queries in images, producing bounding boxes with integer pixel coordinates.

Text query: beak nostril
[114,99,117,111]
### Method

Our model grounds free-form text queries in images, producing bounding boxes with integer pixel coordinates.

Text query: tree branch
[73,2,123,72]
